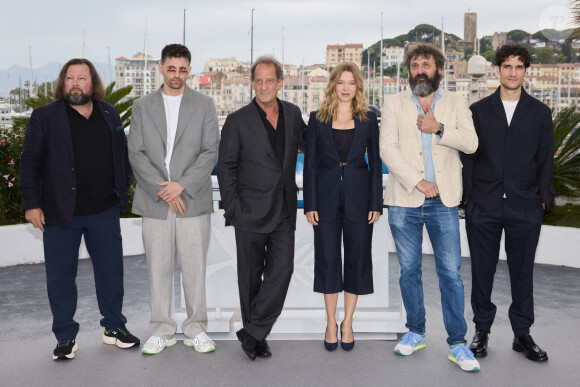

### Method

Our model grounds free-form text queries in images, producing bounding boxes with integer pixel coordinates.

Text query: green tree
[536,47,559,64]
[3,82,135,224]
[508,29,530,42]
[464,46,474,61]
[483,49,496,62]
[552,106,580,201]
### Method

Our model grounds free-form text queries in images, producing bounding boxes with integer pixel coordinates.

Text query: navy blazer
[217,100,306,233]
[461,87,554,212]
[20,99,132,229]
[303,111,383,222]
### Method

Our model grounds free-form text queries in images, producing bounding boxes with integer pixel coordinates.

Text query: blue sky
[0,0,572,73]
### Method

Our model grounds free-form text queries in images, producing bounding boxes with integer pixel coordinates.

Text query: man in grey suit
[217,55,306,360]
[128,44,219,355]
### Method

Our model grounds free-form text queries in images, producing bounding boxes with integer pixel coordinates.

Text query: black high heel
[324,323,338,351]
[340,322,355,351]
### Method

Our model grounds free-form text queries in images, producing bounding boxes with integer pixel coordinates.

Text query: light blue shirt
[411,89,442,184]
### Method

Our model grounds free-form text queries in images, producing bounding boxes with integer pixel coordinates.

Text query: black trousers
[234,205,294,342]
[313,181,374,295]
[43,203,127,340]
[466,199,543,337]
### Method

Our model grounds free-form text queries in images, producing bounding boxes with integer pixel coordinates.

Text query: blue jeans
[388,197,467,345]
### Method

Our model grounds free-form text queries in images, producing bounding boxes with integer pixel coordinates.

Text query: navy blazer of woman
[303,110,383,222]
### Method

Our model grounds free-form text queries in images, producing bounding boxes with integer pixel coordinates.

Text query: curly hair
[494,44,531,68]
[53,58,105,101]
[405,43,445,71]
[317,62,369,123]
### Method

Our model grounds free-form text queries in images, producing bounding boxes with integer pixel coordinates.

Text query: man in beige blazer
[379,44,479,372]
[128,44,219,355]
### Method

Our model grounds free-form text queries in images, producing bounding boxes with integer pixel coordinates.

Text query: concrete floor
[1,253,578,387]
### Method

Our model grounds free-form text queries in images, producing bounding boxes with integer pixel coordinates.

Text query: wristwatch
[436,123,444,137]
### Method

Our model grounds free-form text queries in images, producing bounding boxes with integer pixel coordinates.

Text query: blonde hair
[317,62,369,123]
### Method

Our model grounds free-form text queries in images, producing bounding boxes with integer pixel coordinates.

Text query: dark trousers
[234,205,294,342]
[466,199,543,337]
[313,183,374,295]
[43,204,127,340]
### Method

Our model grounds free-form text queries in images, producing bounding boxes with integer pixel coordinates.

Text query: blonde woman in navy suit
[303,62,383,351]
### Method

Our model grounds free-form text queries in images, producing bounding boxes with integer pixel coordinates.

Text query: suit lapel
[509,87,531,130]
[174,86,194,145]
[246,102,277,161]
[55,100,75,163]
[345,116,365,161]
[150,89,167,147]
[490,88,509,129]
[282,101,294,168]
[322,118,341,161]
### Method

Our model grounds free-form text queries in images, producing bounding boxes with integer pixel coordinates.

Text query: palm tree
[552,106,580,201]
[11,82,135,130]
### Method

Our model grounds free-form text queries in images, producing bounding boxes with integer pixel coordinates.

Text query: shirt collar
[411,89,442,114]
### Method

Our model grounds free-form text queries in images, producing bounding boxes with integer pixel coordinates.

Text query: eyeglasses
[165,67,189,74]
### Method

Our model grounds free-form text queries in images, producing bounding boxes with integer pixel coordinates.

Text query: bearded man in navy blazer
[462,44,553,362]
[217,55,306,360]
[20,58,139,361]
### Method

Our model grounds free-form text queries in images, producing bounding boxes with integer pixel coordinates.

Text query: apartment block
[326,44,363,69]
[115,53,161,97]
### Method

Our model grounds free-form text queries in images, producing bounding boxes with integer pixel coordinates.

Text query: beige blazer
[379,89,478,208]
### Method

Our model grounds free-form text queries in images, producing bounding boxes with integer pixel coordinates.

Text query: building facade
[115,53,161,97]
[326,44,364,69]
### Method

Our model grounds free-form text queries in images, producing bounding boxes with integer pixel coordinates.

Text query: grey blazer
[128,85,219,219]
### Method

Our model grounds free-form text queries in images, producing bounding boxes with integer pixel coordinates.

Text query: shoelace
[195,333,215,346]
[452,345,475,361]
[57,339,74,348]
[145,337,166,346]
[401,332,422,346]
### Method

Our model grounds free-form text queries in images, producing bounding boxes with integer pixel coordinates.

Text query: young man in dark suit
[20,58,139,360]
[462,44,554,362]
[217,55,306,360]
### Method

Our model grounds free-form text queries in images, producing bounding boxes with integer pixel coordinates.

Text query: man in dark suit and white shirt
[20,58,140,360]
[128,44,219,355]
[462,44,553,362]
[217,55,306,360]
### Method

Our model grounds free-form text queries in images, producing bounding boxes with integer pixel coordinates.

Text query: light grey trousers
[142,210,211,340]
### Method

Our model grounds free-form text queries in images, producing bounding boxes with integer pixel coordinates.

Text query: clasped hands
[157,181,186,215]
[306,211,381,226]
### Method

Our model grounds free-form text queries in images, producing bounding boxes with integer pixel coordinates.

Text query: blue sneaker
[449,344,481,372]
[394,332,426,356]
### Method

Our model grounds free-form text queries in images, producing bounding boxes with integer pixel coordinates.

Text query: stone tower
[464,12,477,45]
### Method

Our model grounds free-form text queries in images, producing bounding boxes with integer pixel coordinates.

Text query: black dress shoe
[324,323,338,351]
[236,328,258,361]
[255,339,272,358]
[469,330,488,358]
[340,322,355,351]
[513,334,548,362]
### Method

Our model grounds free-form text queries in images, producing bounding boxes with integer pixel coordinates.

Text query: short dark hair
[494,44,531,68]
[405,44,446,71]
[250,55,284,81]
[161,44,191,64]
[53,58,105,101]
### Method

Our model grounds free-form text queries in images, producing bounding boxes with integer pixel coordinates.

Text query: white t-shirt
[502,99,519,126]
[162,93,183,180]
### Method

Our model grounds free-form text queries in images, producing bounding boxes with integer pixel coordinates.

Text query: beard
[409,71,441,97]
[65,88,92,106]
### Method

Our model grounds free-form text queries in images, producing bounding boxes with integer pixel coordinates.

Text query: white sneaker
[394,332,426,356]
[142,336,177,355]
[448,344,481,372]
[184,332,215,353]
